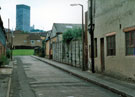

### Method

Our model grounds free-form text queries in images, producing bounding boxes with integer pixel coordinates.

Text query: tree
[63,28,82,43]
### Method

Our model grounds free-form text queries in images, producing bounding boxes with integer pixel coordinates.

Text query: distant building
[30,25,35,31]
[45,23,82,59]
[13,31,42,49]
[30,29,45,33]
[16,4,30,32]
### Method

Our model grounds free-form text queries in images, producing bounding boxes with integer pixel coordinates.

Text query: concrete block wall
[52,40,82,68]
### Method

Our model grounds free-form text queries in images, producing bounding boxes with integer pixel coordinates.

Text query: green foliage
[0,55,8,66]
[63,28,82,43]
[72,28,82,39]
[13,49,34,56]
[63,29,73,43]
[34,47,45,57]
[21,31,29,34]
[6,49,11,58]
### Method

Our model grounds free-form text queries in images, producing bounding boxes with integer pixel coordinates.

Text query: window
[94,38,97,57]
[37,40,40,42]
[66,26,73,29]
[107,35,116,56]
[24,40,27,43]
[31,40,35,44]
[125,31,135,56]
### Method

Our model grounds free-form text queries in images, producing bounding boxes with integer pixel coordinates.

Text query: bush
[40,47,45,57]
[34,47,45,57]
[6,49,11,58]
[0,55,8,66]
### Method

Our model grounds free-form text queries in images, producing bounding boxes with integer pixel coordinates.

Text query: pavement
[0,61,13,97]
[32,56,135,97]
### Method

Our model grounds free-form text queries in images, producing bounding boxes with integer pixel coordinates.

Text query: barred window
[107,35,116,56]
[125,31,135,56]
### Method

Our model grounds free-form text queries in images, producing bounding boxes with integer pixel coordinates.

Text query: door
[100,38,105,72]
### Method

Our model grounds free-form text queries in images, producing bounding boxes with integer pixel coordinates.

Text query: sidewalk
[33,56,135,97]
[0,61,13,97]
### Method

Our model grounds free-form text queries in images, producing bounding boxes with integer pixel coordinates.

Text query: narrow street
[9,56,121,97]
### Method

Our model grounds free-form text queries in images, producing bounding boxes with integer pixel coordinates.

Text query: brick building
[12,31,42,49]
[0,16,7,58]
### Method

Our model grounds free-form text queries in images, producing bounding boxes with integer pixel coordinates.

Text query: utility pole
[89,0,95,73]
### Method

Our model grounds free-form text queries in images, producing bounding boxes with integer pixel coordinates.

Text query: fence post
[75,40,76,67]
[71,41,72,65]
[78,40,81,67]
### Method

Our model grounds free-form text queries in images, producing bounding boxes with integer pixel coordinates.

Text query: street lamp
[11,30,14,60]
[8,18,13,60]
[70,4,86,71]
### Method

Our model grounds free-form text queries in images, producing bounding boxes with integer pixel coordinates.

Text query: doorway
[100,38,105,72]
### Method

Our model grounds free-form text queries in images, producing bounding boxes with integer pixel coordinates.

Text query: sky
[0,0,88,31]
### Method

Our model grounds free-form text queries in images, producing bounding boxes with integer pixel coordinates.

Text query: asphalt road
[10,56,121,97]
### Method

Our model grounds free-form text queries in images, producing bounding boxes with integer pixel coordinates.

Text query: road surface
[10,56,121,97]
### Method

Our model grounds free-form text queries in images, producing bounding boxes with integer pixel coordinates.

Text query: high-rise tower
[16,4,30,32]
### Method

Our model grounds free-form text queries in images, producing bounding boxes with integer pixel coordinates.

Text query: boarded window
[107,35,116,56]
[125,31,135,56]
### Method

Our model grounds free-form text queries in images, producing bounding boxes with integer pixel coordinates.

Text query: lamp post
[70,4,86,71]
[89,0,95,73]
[8,18,13,60]
[11,30,13,60]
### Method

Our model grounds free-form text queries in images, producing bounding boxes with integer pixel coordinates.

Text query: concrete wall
[52,40,83,68]
[88,0,135,80]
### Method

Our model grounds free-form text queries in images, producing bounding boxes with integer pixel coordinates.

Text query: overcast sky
[0,0,88,31]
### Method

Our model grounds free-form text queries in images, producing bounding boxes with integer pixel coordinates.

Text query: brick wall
[0,42,6,58]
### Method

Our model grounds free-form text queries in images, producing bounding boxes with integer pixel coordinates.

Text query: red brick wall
[0,42,6,58]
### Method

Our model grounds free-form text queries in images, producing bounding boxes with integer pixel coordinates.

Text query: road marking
[67,96,74,97]
[38,93,43,96]
[6,77,11,97]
